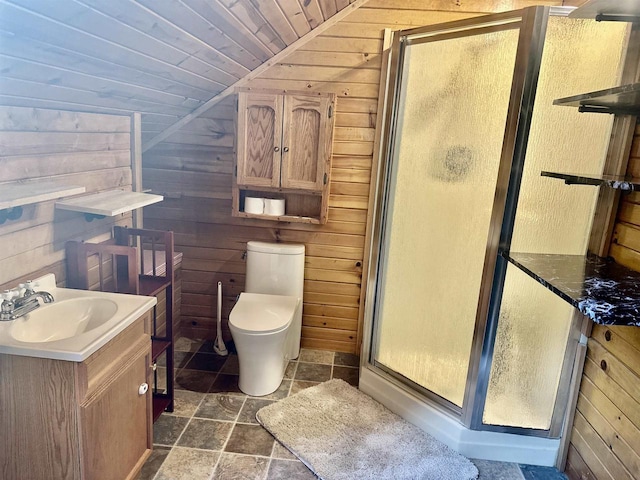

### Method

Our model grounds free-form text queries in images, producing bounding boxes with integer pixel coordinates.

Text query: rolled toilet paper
[264,198,285,216]
[244,196,264,215]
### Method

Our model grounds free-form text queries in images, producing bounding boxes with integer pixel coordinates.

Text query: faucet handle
[1,290,18,302]
[24,281,38,295]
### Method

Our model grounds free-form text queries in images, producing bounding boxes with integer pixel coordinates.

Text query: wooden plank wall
[0,106,133,290]
[142,0,559,353]
[565,124,640,480]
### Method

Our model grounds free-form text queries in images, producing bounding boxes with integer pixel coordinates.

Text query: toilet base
[231,327,291,397]
[238,356,288,397]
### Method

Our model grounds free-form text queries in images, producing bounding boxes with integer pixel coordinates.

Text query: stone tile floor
[138,337,567,480]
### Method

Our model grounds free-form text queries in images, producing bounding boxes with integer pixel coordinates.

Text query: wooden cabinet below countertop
[0,312,153,480]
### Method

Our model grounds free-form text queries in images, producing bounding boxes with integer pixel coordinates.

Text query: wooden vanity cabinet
[0,311,153,480]
[233,88,336,224]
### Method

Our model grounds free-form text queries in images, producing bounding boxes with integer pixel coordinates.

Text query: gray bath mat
[256,379,479,480]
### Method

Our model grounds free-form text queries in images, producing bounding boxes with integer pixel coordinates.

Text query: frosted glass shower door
[373,21,522,408]
[482,17,627,430]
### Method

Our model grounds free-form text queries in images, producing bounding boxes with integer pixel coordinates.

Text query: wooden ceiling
[0,0,361,146]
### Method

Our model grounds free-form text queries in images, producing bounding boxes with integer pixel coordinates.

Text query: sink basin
[10,297,118,343]
[0,273,156,361]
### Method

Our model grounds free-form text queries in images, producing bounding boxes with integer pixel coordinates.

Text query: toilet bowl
[229,292,300,396]
[228,241,305,396]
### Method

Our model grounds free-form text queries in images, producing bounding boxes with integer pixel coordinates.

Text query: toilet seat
[229,293,299,335]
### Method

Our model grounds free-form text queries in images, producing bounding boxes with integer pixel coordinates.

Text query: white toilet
[229,241,305,396]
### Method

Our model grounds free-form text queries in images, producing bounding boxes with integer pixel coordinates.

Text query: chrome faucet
[0,281,54,321]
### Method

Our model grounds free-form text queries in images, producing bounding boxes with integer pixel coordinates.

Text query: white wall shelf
[0,182,85,211]
[56,190,163,221]
[0,182,85,224]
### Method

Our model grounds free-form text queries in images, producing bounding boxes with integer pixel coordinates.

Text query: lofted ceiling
[0,0,362,148]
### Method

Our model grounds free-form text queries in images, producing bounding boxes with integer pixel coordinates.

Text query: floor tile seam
[263,457,273,480]
[208,390,246,398]
[166,445,232,454]
[286,362,299,397]
[217,451,274,460]
[189,391,209,420]
[170,415,195,449]
[182,367,227,374]
[298,360,333,366]
[189,415,238,424]
[217,403,243,459]
[234,395,249,424]
[152,442,177,448]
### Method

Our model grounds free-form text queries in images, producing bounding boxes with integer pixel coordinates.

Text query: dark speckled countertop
[504,252,640,327]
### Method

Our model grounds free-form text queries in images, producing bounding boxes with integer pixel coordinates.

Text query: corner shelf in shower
[553,83,640,115]
[568,0,640,22]
[501,251,640,327]
[541,171,640,191]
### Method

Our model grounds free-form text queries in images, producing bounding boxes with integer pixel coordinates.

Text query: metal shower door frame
[363,6,552,433]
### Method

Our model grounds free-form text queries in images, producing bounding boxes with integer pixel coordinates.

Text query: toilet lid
[229,293,300,334]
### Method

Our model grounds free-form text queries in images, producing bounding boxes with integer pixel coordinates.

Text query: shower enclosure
[361,6,627,465]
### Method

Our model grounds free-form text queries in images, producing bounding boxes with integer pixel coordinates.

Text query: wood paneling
[0,106,133,288]
[566,124,640,480]
[0,0,360,135]
[143,1,552,353]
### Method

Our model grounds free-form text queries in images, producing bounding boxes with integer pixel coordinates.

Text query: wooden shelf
[553,83,640,115]
[541,171,640,191]
[234,210,321,224]
[237,184,323,196]
[0,181,85,210]
[56,190,163,217]
[503,251,640,327]
[568,0,640,21]
[139,275,172,296]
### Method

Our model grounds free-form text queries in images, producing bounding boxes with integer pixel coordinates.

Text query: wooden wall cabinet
[0,313,153,480]
[233,88,336,224]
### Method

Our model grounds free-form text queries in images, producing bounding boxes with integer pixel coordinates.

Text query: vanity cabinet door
[79,347,151,480]
[237,92,283,188]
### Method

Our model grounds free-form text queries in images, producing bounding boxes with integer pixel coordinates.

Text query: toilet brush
[214,281,228,356]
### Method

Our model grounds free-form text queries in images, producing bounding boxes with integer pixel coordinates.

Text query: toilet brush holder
[214,281,228,356]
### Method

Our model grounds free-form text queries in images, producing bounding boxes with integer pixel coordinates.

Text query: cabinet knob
[274,146,280,152]
[283,147,289,153]
[138,382,149,395]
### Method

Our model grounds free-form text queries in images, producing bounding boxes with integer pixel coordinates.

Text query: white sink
[0,273,156,361]
[10,297,118,343]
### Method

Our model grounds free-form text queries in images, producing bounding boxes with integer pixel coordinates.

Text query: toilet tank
[245,241,305,298]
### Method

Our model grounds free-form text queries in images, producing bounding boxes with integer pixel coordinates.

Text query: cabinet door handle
[274,146,280,152]
[283,147,289,152]
[138,382,149,395]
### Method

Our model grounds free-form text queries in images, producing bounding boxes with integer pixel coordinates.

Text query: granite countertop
[541,171,640,191]
[504,252,640,327]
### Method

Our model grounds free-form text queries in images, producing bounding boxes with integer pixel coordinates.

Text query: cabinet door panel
[80,349,151,480]
[237,93,282,188]
[281,94,335,191]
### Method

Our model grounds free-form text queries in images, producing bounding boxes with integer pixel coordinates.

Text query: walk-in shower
[360,6,627,466]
